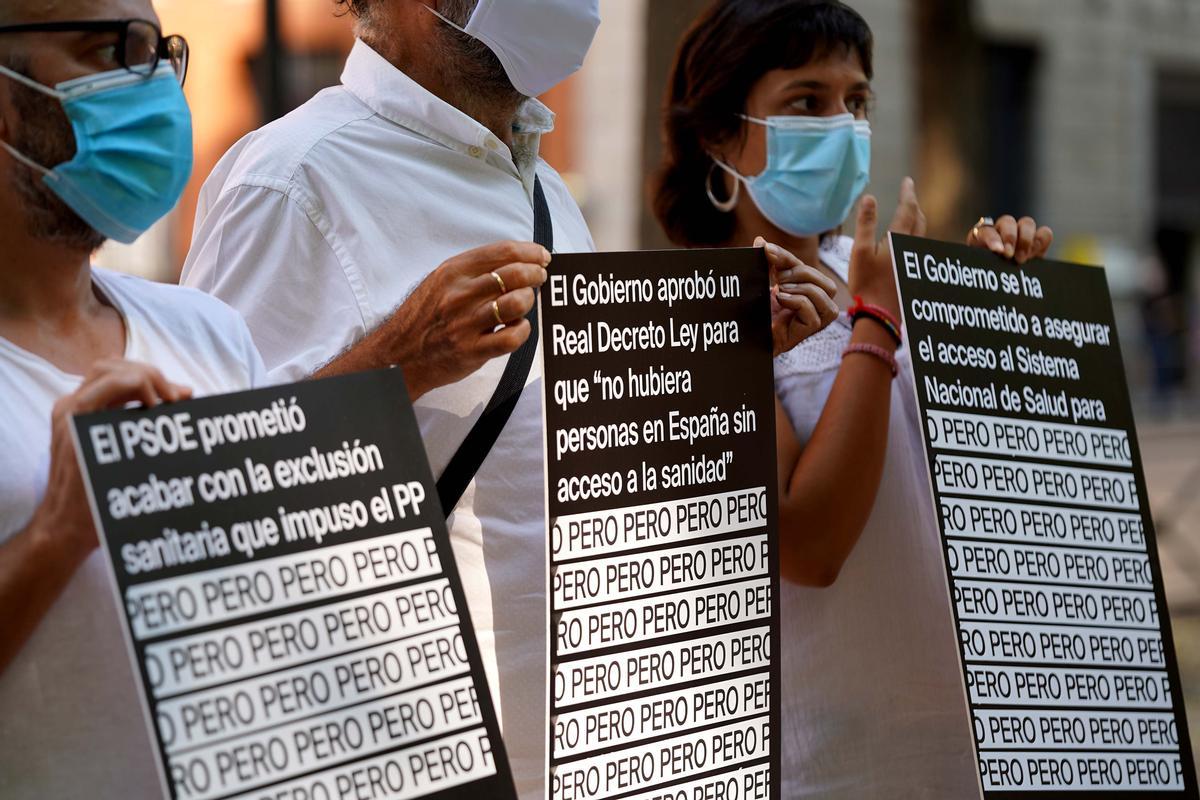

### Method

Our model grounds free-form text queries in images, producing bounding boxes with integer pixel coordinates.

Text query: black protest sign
[71,369,517,800]
[540,249,780,800]
[891,233,1198,798]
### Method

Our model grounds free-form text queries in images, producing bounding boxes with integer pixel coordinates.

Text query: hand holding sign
[317,241,550,399]
[40,359,193,559]
[760,238,839,357]
[967,214,1054,264]
[0,359,192,676]
[393,241,550,398]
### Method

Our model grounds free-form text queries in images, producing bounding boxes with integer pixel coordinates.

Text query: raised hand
[850,176,927,320]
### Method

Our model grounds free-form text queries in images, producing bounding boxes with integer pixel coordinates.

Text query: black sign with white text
[540,249,780,800]
[72,369,517,800]
[891,234,1198,799]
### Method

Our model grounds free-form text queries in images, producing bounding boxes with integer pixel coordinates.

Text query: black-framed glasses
[0,18,189,86]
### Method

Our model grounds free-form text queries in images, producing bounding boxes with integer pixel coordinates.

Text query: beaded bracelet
[844,343,898,378]
[847,295,903,347]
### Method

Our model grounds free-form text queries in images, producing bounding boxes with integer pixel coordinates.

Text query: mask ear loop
[707,158,741,213]
[421,1,471,33]
[0,64,66,100]
[0,139,52,176]
[0,65,65,175]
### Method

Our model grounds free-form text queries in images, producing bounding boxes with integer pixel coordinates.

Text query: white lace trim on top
[774,235,854,378]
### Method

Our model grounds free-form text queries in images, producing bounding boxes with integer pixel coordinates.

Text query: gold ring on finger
[492,300,504,327]
[973,216,995,241]
[491,271,507,295]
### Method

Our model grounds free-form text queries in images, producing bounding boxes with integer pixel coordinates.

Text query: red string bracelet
[843,343,898,377]
[847,295,902,346]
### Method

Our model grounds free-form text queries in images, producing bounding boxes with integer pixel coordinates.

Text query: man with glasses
[0,3,265,797]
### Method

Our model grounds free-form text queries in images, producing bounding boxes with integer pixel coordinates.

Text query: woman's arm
[775,320,897,586]
[773,181,925,586]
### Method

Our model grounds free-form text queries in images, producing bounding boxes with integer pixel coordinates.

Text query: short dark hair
[652,0,874,247]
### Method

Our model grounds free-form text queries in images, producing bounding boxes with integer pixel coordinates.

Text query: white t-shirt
[181,40,594,798]
[774,237,980,798]
[0,268,266,800]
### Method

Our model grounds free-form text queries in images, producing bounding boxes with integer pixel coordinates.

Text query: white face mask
[426,0,601,98]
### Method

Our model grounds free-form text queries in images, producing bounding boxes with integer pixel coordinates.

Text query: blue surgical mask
[0,64,193,244]
[714,113,871,237]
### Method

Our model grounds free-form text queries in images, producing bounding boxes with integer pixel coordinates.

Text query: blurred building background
[116,0,1200,763]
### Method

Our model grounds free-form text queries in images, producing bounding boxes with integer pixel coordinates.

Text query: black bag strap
[436,175,553,516]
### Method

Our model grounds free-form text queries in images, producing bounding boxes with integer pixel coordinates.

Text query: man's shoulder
[96,269,248,339]
[96,269,265,391]
[535,156,572,186]
[204,86,380,197]
[535,159,585,215]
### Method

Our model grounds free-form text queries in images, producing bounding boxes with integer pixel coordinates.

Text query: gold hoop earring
[706,162,740,213]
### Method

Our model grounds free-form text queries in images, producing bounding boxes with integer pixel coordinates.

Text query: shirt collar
[340,38,554,190]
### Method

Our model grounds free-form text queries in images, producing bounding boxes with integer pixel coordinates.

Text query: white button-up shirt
[182,39,594,798]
